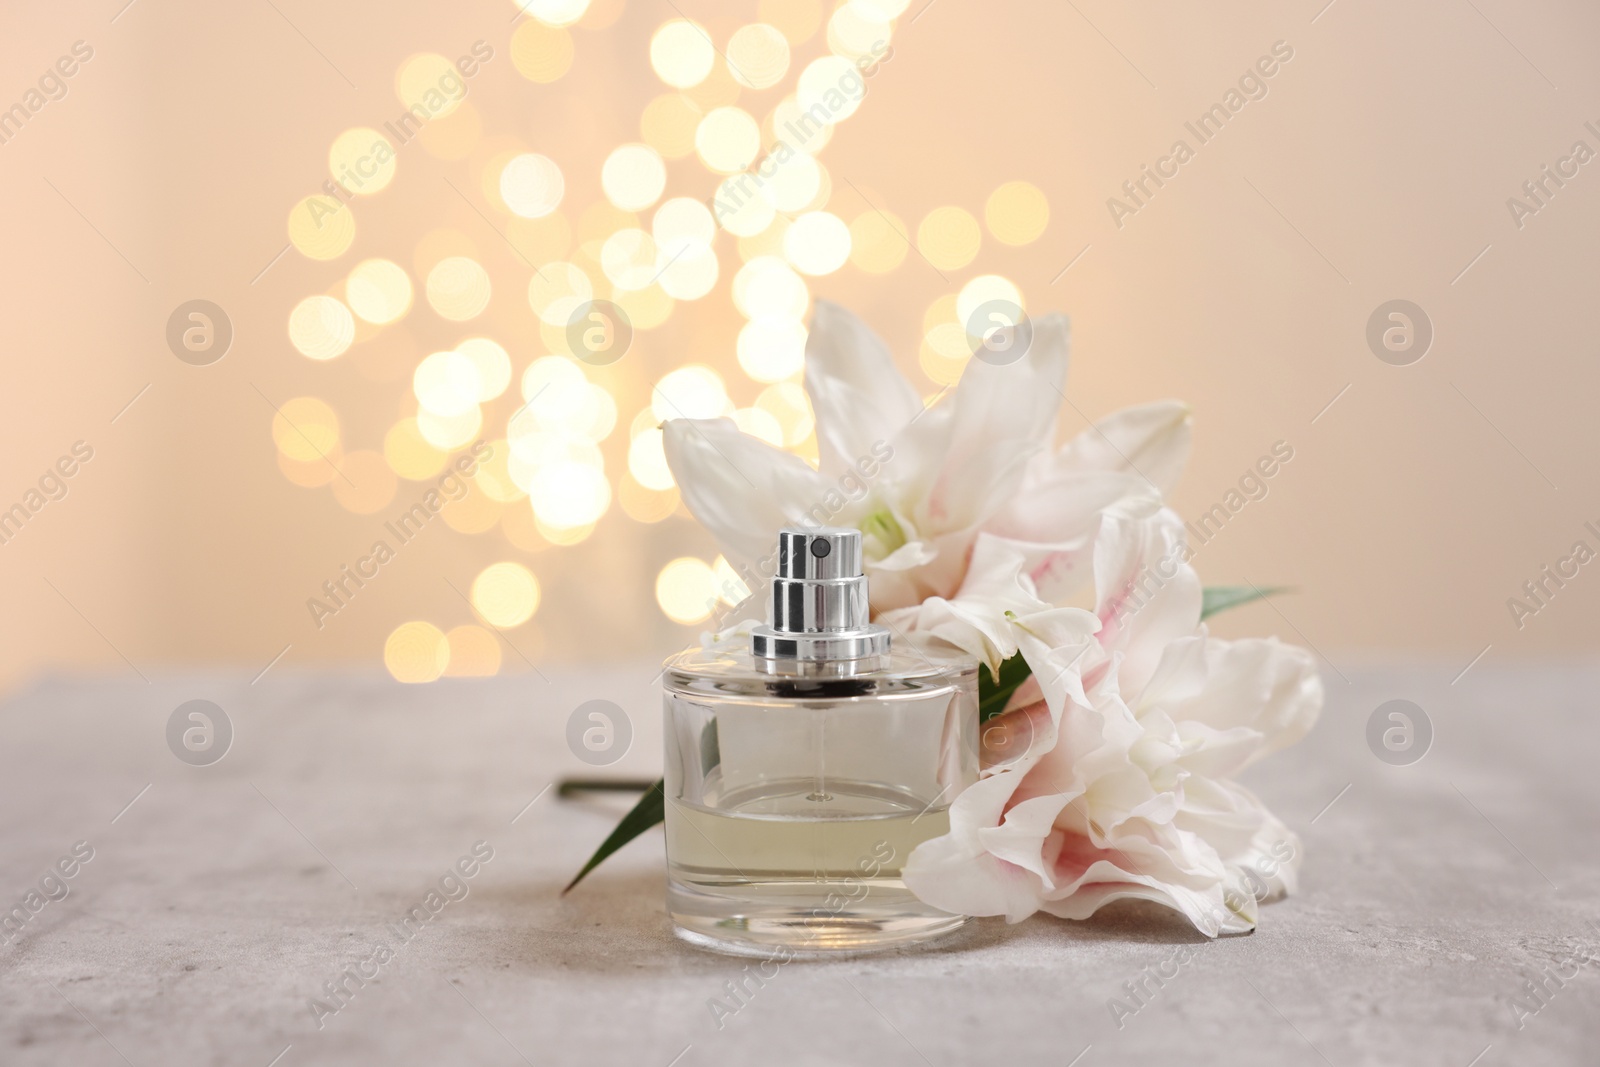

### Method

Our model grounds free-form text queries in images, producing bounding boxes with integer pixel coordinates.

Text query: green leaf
[978,651,1033,723]
[1201,584,1290,621]
[562,778,664,895]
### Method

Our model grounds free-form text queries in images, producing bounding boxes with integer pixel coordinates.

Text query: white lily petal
[917,314,1071,536]
[1093,508,1202,695]
[1176,777,1299,900]
[862,536,940,614]
[986,474,1158,605]
[662,417,828,574]
[1147,636,1323,765]
[977,791,1077,891]
[903,774,1050,923]
[878,535,1056,673]
[1052,399,1193,497]
[804,301,923,478]
[1039,864,1254,938]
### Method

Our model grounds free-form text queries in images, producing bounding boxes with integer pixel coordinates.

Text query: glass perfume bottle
[663,526,979,955]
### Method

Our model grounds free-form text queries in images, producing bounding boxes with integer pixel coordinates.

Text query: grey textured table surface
[0,663,1595,1066]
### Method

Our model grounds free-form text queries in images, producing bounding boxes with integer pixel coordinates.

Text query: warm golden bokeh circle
[289,296,356,360]
[601,144,668,211]
[425,258,492,321]
[519,0,592,30]
[346,259,414,324]
[849,210,909,274]
[395,54,464,119]
[726,24,791,90]
[288,197,355,260]
[272,397,340,463]
[511,21,575,83]
[656,557,717,624]
[650,20,715,89]
[471,562,542,627]
[500,154,565,219]
[329,128,397,196]
[384,418,449,480]
[695,108,762,174]
[985,180,1050,246]
[641,93,704,159]
[917,206,982,271]
[385,621,450,683]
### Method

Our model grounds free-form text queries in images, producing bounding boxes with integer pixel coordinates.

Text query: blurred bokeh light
[268,0,1060,682]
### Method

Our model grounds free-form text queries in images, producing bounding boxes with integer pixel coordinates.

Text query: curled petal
[878,535,1057,674]
[1051,399,1192,498]
[863,538,941,614]
[904,774,1051,923]
[904,606,1100,920]
[1144,636,1323,766]
[1176,778,1302,903]
[985,479,1157,606]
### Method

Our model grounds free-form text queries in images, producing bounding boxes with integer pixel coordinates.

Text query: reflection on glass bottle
[664,527,978,955]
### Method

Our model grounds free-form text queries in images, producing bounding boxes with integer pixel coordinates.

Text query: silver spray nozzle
[751,527,891,664]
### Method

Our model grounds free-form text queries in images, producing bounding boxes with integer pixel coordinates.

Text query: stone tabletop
[0,663,1595,1066]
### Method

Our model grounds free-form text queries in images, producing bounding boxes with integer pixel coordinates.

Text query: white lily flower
[663,300,1187,662]
[661,300,1320,936]
[903,508,1323,936]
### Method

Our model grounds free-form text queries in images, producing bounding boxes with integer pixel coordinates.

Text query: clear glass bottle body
[663,645,978,955]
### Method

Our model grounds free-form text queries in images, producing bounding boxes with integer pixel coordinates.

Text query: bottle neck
[769,574,870,632]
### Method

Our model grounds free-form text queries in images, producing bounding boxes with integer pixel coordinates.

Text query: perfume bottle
[663,526,979,955]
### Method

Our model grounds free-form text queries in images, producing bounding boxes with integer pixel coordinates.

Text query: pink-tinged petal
[662,417,828,574]
[1047,822,1223,894]
[1093,509,1202,695]
[1014,678,1115,787]
[1038,856,1253,937]
[978,403,1182,608]
[980,697,1051,770]
[977,791,1078,892]
[903,774,1049,922]
[985,478,1158,605]
[999,674,1044,716]
[1051,399,1192,497]
[904,606,1099,921]
[878,535,1055,673]
[803,301,922,479]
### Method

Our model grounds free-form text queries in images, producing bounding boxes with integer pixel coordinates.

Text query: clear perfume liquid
[663,648,978,955]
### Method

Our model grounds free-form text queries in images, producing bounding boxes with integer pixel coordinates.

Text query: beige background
[2,0,1597,692]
